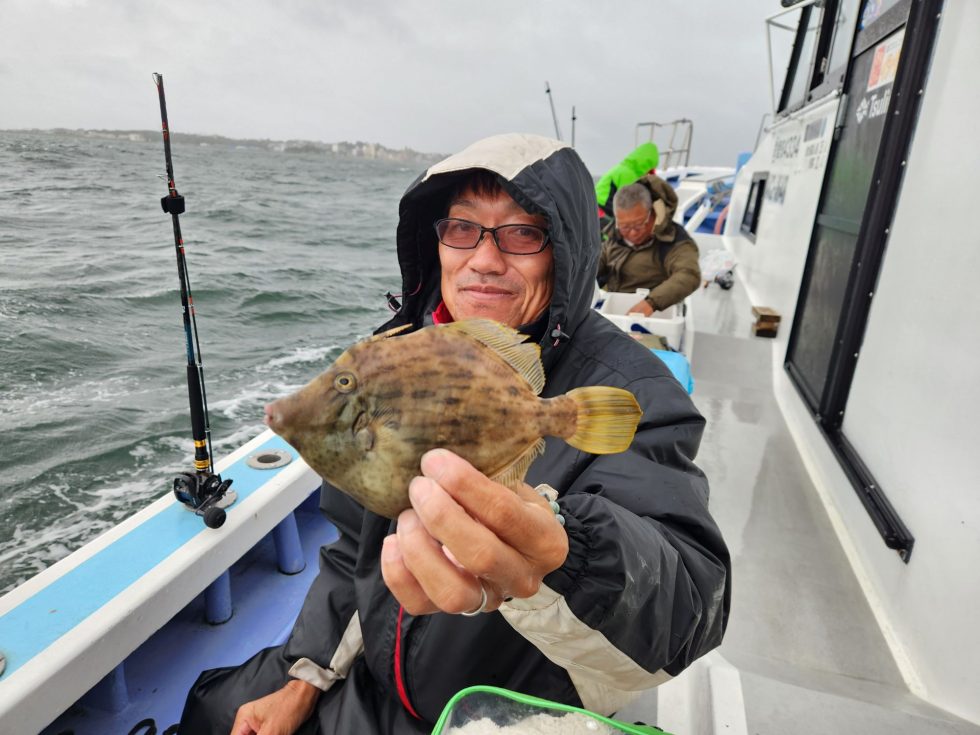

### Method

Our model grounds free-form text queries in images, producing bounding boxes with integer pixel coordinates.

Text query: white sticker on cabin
[803,115,831,170]
[866,30,904,92]
[772,134,801,163]
[764,173,789,206]
[855,87,892,126]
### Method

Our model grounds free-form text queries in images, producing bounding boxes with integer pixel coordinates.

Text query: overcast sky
[1,0,788,174]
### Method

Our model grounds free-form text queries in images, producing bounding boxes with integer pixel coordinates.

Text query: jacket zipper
[394,605,421,719]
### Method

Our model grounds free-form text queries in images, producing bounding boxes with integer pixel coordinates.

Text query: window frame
[740,171,769,241]
[772,0,868,117]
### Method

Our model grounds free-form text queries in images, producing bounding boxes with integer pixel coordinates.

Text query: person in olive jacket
[178,134,729,735]
[597,176,702,316]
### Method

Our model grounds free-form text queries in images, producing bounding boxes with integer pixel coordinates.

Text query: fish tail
[563,386,642,454]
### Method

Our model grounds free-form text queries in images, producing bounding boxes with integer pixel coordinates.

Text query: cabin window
[818,0,862,89]
[774,0,865,113]
[778,5,822,113]
[741,172,768,241]
[784,0,938,561]
[859,0,904,28]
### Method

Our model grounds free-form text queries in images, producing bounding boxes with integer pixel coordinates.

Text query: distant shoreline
[1,127,445,164]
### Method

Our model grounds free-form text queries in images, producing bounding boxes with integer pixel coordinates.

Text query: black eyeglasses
[434,218,551,255]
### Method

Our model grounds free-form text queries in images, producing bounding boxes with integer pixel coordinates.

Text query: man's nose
[466,230,507,272]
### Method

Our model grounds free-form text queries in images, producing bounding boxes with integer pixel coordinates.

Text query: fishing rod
[545,81,563,141]
[152,72,233,529]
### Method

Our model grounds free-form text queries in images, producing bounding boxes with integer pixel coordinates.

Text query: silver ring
[460,582,489,616]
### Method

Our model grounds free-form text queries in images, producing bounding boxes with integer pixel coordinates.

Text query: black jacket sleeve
[283,484,365,668]
[506,341,730,689]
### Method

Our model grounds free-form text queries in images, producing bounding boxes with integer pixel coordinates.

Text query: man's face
[614,202,656,246]
[439,187,554,328]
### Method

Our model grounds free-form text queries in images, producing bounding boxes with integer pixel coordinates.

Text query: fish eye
[334,372,357,393]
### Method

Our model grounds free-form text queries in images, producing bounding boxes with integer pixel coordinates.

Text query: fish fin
[366,323,413,343]
[490,438,546,491]
[564,386,642,454]
[445,319,545,395]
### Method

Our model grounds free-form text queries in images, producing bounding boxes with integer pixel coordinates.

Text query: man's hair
[446,169,506,212]
[612,183,653,212]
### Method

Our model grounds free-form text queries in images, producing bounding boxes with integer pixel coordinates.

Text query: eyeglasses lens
[435,219,547,255]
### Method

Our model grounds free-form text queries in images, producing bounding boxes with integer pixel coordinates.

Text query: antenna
[571,106,577,148]
[545,81,563,141]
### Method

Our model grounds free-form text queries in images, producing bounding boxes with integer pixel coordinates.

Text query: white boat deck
[617,263,980,734]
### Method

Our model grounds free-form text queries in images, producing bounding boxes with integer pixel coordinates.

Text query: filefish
[264,319,642,519]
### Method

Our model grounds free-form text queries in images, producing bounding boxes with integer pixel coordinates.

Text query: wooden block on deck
[751,306,782,324]
[752,323,779,338]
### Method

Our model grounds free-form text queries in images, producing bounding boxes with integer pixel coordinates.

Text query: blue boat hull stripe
[0,433,303,681]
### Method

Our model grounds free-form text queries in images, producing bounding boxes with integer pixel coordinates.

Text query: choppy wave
[0,129,414,593]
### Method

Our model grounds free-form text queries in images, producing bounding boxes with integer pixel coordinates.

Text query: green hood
[594,142,660,212]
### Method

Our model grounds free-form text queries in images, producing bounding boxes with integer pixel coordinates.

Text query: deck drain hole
[246,449,293,470]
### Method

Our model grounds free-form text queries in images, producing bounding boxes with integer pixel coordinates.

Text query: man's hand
[230,679,320,735]
[627,299,655,316]
[381,449,569,615]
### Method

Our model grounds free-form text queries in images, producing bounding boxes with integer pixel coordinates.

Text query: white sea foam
[0,374,145,419]
[262,344,340,370]
[211,423,267,453]
[129,443,156,460]
[0,475,166,593]
[209,379,306,420]
[2,130,416,593]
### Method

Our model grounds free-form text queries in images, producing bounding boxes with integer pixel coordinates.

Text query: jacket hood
[382,133,602,370]
[620,142,660,177]
[642,173,681,241]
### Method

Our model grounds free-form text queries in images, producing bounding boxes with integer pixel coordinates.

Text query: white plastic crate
[594,288,687,352]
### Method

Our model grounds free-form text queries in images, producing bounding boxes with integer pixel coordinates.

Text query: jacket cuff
[288,658,342,692]
[502,583,562,611]
[288,612,364,692]
[541,501,591,598]
[644,294,659,311]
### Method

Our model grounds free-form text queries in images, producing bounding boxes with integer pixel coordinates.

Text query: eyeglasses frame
[433,217,551,256]
[616,210,653,234]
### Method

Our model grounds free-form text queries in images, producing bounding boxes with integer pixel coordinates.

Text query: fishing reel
[173,472,234,529]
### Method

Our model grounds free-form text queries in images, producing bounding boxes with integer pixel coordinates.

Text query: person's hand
[627,299,654,316]
[230,679,320,735]
[381,449,569,615]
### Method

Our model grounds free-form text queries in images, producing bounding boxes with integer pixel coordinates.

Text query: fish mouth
[264,400,297,442]
[264,403,286,436]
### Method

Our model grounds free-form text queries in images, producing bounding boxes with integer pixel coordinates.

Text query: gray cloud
[0,0,784,173]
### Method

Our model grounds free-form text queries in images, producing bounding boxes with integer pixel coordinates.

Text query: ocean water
[0,130,421,594]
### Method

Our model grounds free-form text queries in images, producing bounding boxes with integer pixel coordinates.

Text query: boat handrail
[765,0,819,115]
[634,119,694,169]
[0,429,321,734]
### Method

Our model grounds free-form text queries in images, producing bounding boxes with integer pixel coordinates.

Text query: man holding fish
[179,134,731,735]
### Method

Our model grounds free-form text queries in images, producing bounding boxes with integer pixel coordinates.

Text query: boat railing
[635,119,693,169]
[0,428,321,734]
[665,169,736,233]
[764,0,819,114]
